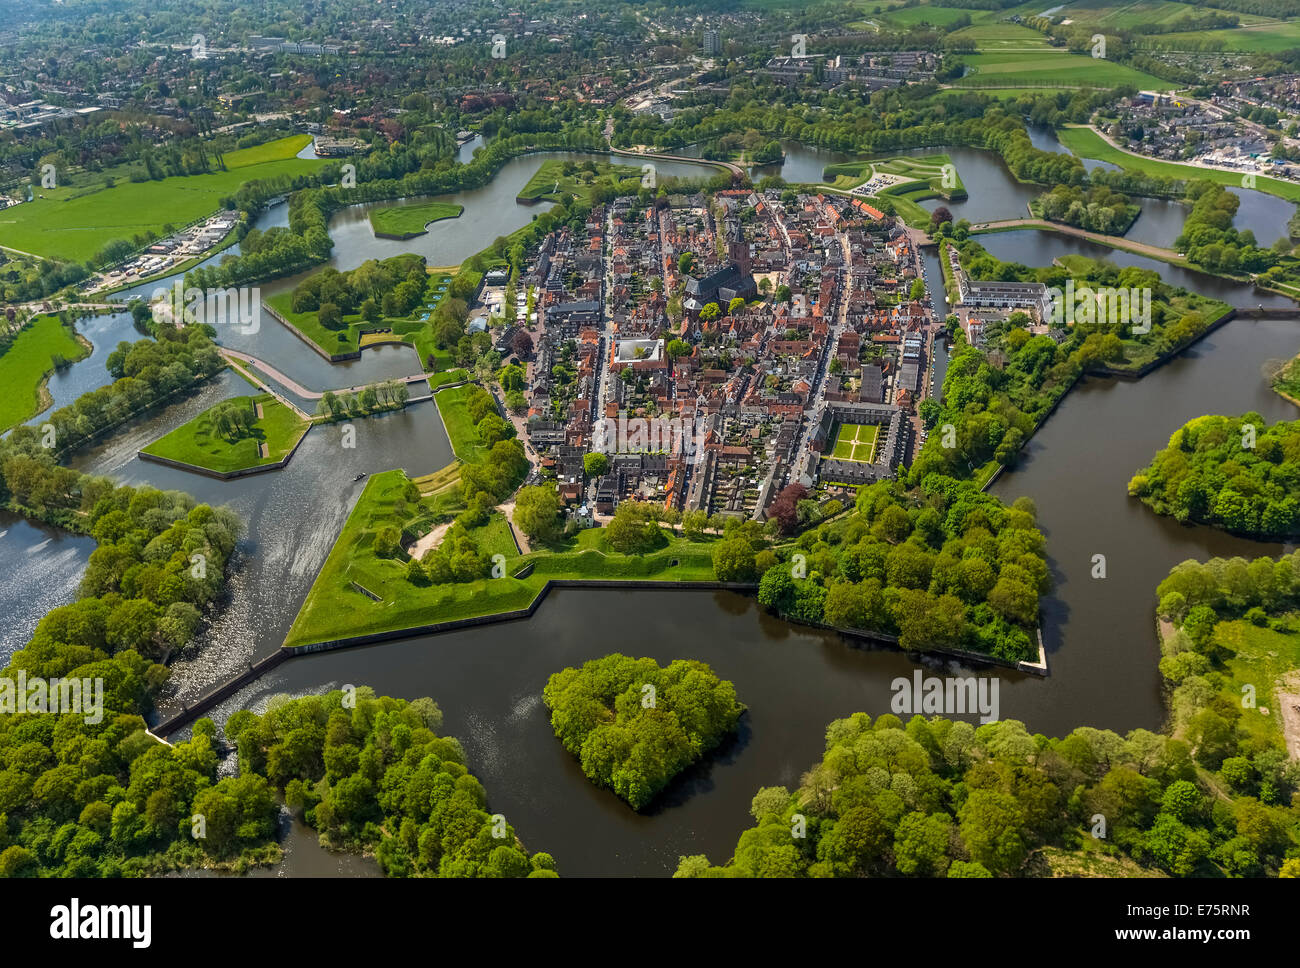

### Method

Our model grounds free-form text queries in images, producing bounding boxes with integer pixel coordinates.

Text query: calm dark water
[974,229,1296,308]
[185,311,1297,878]
[27,312,140,423]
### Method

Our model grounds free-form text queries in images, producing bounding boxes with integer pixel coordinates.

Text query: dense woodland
[1129,413,1300,539]
[228,689,556,877]
[677,706,1298,878]
[543,654,745,810]
[755,478,1047,662]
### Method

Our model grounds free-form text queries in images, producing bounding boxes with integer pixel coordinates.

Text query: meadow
[368,201,463,239]
[0,314,88,431]
[0,135,327,263]
[1057,125,1300,202]
[954,51,1177,90]
[140,393,309,473]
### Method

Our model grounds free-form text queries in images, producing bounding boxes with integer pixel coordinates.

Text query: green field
[1029,0,1270,29]
[822,153,965,196]
[435,383,493,462]
[0,135,328,263]
[517,158,643,203]
[1149,21,1300,53]
[828,422,878,464]
[875,4,986,27]
[947,22,1053,50]
[140,393,309,473]
[284,459,726,647]
[1057,125,1300,203]
[0,315,89,431]
[1212,616,1300,750]
[368,201,463,239]
[954,51,1177,90]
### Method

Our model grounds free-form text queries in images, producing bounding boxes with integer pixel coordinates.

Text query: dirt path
[1278,672,1300,762]
[499,500,531,554]
[407,521,453,559]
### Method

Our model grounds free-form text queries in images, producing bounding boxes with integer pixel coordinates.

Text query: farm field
[1148,21,1300,53]
[0,135,327,263]
[0,314,89,431]
[829,422,879,464]
[368,201,463,239]
[953,51,1177,90]
[140,393,309,474]
[1025,0,1270,29]
[1057,125,1300,202]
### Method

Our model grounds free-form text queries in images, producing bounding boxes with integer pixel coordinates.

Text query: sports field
[829,422,879,464]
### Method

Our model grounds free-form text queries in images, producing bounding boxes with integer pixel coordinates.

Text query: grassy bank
[284,459,726,647]
[1057,125,1300,203]
[368,201,463,239]
[0,314,90,431]
[140,393,308,473]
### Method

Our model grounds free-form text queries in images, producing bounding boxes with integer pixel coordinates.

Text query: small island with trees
[1128,413,1300,539]
[542,654,745,810]
[140,393,310,477]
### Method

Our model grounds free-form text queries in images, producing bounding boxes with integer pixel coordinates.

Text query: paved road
[220,347,427,400]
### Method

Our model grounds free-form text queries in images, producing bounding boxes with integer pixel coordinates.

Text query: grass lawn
[0,315,89,431]
[1150,21,1300,53]
[1057,126,1300,203]
[434,383,492,462]
[876,4,988,27]
[828,422,879,463]
[368,201,463,239]
[0,135,327,263]
[518,159,643,203]
[822,154,965,197]
[1274,355,1300,405]
[140,393,308,473]
[283,467,729,647]
[1212,615,1300,750]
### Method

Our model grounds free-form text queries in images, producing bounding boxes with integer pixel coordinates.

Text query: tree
[712,537,759,582]
[605,501,662,554]
[767,483,807,535]
[318,302,343,330]
[583,452,609,478]
[514,485,561,543]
